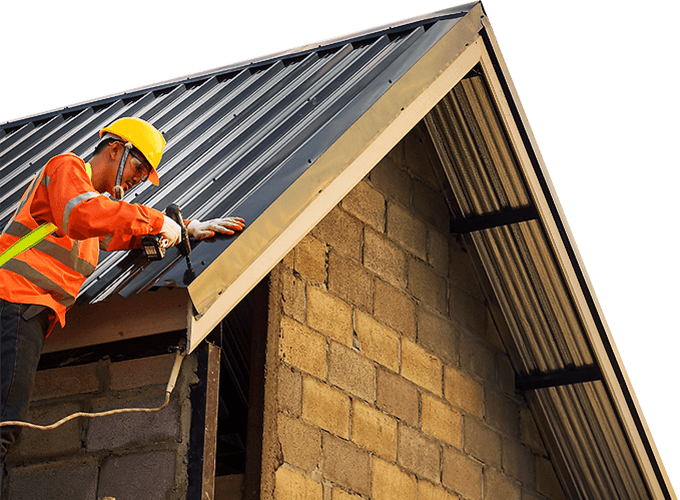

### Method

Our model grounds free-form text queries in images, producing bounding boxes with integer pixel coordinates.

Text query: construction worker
[0,117,245,459]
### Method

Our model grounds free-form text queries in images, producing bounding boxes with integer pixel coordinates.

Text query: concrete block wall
[2,352,197,500]
[263,129,567,500]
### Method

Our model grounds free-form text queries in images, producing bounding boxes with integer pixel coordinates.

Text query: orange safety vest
[0,153,165,334]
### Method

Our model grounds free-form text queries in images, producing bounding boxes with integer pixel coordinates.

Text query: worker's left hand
[187,217,246,240]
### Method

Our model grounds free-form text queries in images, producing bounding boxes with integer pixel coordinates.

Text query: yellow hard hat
[99,117,166,186]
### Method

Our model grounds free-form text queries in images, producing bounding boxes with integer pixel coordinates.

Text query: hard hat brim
[149,167,159,186]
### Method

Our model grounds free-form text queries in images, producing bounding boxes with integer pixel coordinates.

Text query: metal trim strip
[475,25,673,499]
[186,4,487,352]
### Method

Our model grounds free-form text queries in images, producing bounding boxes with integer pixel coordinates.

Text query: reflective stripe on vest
[0,162,94,269]
[3,221,96,276]
[0,222,57,268]
[1,259,76,308]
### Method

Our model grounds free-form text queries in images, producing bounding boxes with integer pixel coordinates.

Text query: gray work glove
[187,217,245,240]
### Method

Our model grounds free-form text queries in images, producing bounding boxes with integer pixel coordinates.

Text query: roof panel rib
[0,3,673,499]
[1,14,462,305]
[424,65,666,498]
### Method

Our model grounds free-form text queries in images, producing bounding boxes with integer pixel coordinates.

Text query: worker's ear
[107,141,123,161]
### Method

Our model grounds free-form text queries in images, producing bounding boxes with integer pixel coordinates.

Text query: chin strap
[113,142,133,200]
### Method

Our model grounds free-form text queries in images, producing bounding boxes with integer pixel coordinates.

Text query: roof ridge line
[0,3,476,131]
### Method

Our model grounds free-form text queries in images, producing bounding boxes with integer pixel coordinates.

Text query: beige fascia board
[477,19,674,500]
[186,4,488,354]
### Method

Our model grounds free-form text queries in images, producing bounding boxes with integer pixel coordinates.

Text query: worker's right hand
[160,215,182,247]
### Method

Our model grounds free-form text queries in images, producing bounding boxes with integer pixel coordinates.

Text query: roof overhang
[186,3,486,352]
[39,3,674,497]
[418,12,675,500]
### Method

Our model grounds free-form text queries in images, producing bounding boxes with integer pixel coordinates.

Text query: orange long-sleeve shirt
[0,153,165,333]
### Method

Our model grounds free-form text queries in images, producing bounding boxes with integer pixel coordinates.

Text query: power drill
[142,204,191,261]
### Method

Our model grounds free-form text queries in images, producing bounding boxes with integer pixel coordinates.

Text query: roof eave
[44,287,191,353]
[186,4,487,353]
[477,15,675,500]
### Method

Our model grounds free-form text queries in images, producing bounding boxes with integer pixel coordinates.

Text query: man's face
[105,142,151,196]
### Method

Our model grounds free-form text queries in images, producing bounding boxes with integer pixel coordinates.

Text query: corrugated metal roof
[0,5,470,308]
[424,66,669,498]
[0,3,674,499]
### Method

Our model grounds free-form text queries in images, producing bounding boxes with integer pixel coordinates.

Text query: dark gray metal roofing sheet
[0,8,468,306]
[1,3,673,499]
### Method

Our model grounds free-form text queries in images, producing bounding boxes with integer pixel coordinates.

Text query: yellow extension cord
[0,347,186,431]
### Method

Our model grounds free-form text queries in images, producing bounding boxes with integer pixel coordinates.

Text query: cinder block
[295,234,327,284]
[535,456,567,500]
[312,206,362,261]
[352,400,397,461]
[279,365,302,417]
[388,139,406,166]
[322,434,371,496]
[520,408,546,455]
[417,307,457,366]
[302,376,350,439]
[364,229,408,290]
[6,459,98,500]
[354,310,399,372]
[485,389,520,438]
[32,362,100,401]
[408,258,447,315]
[442,447,482,500]
[376,368,419,427]
[417,479,459,500]
[85,390,180,452]
[401,338,442,396]
[275,466,323,500]
[463,415,501,468]
[497,353,516,396]
[386,202,426,261]
[97,450,178,500]
[484,311,506,351]
[282,247,295,267]
[278,414,321,472]
[502,437,536,487]
[448,236,484,300]
[370,156,412,207]
[331,487,363,500]
[341,180,386,232]
[412,180,449,233]
[10,401,83,459]
[307,285,353,347]
[449,285,487,337]
[281,265,306,323]
[328,250,374,312]
[372,457,416,500]
[459,333,495,384]
[444,365,483,418]
[421,393,462,449]
[405,132,439,188]
[427,229,449,278]
[328,342,375,402]
[485,467,521,500]
[398,424,441,483]
[110,353,175,392]
[279,317,327,380]
[374,279,416,340]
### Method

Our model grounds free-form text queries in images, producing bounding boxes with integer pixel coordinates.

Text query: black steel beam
[450,205,538,234]
[516,365,602,391]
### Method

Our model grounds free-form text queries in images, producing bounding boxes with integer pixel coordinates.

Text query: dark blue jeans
[0,299,48,461]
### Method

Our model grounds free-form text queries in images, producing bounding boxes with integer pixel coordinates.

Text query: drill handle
[165,204,191,257]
